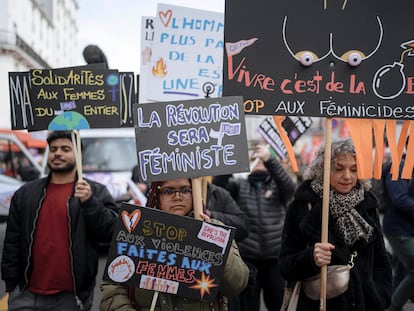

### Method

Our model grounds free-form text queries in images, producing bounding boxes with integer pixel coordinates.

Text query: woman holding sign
[100,178,249,311]
[278,138,392,310]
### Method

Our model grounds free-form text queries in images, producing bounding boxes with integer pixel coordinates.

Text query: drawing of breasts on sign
[281,0,382,67]
[223,0,414,118]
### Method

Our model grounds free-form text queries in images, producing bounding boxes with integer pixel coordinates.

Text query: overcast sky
[77,0,224,74]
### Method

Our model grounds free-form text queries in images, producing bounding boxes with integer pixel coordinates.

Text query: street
[0,222,413,311]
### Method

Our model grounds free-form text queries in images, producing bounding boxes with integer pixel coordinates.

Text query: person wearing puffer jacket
[213,144,296,311]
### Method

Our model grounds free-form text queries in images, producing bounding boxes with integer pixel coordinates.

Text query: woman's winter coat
[278,180,392,311]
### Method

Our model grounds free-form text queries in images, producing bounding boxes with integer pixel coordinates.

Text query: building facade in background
[0,0,78,128]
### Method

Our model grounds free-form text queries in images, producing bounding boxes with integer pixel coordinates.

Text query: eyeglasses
[158,187,192,198]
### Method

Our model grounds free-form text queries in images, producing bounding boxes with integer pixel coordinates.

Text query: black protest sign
[9,71,32,130]
[118,72,136,128]
[223,0,414,119]
[9,64,136,130]
[25,67,134,131]
[103,203,235,301]
[133,96,250,183]
[258,116,313,159]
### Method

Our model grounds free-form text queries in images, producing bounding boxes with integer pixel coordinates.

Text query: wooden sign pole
[150,291,159,311]
[320,118,332,311]
[201,176,209,205]
[72,130,83,180]
[191,177,203,220]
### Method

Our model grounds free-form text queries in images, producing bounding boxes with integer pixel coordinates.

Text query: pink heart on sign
[159,9,172,27]
[121,210,141,233]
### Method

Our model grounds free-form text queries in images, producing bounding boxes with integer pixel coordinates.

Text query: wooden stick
[150,291,159,311]
[320,118,332,311]
[201,176,209,204]
[72,130,83,180]
[191,177,203,220]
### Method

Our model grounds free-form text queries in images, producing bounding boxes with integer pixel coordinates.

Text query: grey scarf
[311,178,374,246]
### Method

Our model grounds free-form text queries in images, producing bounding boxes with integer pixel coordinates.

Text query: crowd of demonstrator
[1,132,413,311]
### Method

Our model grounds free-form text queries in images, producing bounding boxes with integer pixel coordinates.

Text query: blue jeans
[386,235,414,311]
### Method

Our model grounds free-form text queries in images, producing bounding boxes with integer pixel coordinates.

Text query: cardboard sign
[103,203,235,301]
[8,71,33,130]
[223,0,414,120]
[139,16,156,104]
[118,72,136,128]
[29,67,119,130]
[8,65,135,130]
[133,96,250,182]
[146,4,224,101]
[258,116,313,159]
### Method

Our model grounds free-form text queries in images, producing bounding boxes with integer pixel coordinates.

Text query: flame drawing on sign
[400,40,414,58]
[152,58,167,78]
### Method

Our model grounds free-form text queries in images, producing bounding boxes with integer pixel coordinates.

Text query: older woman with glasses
[100,178,249,311]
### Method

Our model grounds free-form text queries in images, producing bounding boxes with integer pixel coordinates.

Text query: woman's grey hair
[303,138,371,190]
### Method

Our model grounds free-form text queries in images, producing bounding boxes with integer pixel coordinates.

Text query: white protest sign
[147,4,224,101]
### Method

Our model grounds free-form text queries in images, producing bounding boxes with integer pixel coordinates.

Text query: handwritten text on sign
[223,0,414,119]
[147,4,224,101]
[133,96,249,182]
[103,203,235,301]
[28,67,123,130]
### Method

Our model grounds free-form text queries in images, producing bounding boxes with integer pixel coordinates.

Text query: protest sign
[146,4,224,101]
[118,72,136,128]
[8,71,33,130]
[258,116,313,159]
[133,96,249,183]
[223,0,414,120]
[29,67,119,131]
[103,203,235,301]
[8,65,135,131]
[139,16,155,104]
[222,2,414,308]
